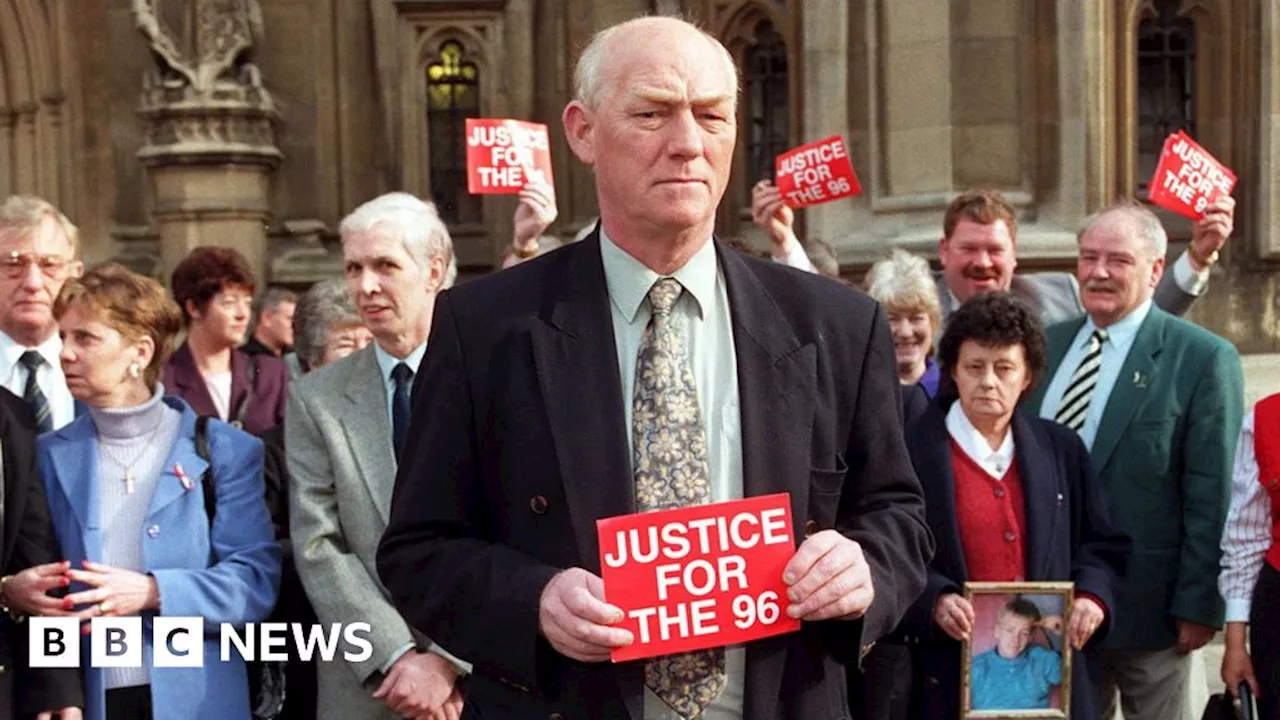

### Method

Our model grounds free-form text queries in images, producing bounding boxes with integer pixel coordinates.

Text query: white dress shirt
[945,401,1016,478]
[600,230,746,720]
[1219,410,1272,623]
[1038,299,1153,449]
[0,330,75,430]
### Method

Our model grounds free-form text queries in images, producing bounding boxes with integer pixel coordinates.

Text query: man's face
[259,301,296,349]
[0,215,82,345]
[562,23,737,241]
[994,611,1034,659]
[1078,214,1163,329]
[939,219,1017,303]
[343,229,442,346]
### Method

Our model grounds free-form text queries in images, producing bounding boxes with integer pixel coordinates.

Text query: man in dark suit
[0,388,82,719]
[378,16,932,719]
[1025,201,1244,720]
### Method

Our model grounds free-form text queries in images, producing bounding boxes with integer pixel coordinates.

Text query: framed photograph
[961,581,1075,719]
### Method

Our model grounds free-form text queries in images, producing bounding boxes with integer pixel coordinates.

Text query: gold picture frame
[961,581,1075,719]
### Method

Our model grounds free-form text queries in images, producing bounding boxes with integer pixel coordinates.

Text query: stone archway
[0,0,72,210]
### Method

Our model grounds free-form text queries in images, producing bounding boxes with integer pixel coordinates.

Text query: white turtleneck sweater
[91,382,182,690]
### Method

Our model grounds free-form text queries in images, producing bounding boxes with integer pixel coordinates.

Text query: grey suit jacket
[286,346,423,720]
[934,266,1197,327]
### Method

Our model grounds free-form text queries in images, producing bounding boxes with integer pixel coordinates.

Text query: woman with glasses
[35,263,280,720]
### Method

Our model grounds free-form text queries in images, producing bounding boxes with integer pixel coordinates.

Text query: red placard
[774,135,861,209]
[465,118,555,195]
[597,493,801,663]
[1148,131,1236,220]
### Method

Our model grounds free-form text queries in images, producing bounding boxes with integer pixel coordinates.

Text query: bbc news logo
[29,617,373,668]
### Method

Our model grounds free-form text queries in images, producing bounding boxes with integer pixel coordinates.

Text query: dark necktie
[391,362,413,460]
[1054,329,1109,433]
[632,278,726,717]
[19,350,52,434]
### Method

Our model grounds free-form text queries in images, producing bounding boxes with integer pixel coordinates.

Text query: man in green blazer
[1025,201,1244,720]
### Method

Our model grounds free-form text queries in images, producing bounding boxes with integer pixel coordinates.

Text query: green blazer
[1025,306,1243,650]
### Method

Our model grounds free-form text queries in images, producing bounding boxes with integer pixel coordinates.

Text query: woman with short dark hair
[164,247,289,433]
[905,292,1128,720]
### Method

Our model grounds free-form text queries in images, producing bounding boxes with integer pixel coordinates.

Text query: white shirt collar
[945,401,1015,478]
[0,329,61,375]
[1081,298,1152,352]
[598,226,717,324]
[373,341,426,385]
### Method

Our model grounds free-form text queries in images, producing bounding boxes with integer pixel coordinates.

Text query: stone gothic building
[3,0,1280,350]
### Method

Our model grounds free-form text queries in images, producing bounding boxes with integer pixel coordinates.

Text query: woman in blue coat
[35,264,280,720]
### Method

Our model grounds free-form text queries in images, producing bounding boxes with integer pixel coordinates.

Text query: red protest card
[774,135,861,209]
[1147,131,1236,220]
[465,118,555,195]
[598,493,802,663]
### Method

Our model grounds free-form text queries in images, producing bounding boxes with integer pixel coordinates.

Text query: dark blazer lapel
[914,405,969,583]
[1090,309,1165,473]
[530,235,633,572]
[168,343,216,417]
[1012,410,1062,581]
[718,246,813,720]
[529,236,640,718]
[229,349,252,420]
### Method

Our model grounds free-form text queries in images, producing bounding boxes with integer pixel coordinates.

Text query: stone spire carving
[132,0,280,162]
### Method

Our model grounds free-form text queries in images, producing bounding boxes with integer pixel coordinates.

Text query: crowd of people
[0,13,1272,720]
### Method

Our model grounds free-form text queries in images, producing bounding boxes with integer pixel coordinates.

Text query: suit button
[146,525,160,538]
[0,664,7,673]
[530,496,550,515]
[1004,530,1016,542]
[804,520,819,537]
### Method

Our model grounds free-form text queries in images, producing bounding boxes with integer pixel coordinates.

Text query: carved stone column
[132,0,282,283]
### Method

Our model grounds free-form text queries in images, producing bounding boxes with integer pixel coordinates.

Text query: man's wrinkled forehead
[602,29,736,104]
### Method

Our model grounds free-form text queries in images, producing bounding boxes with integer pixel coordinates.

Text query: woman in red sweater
[900,292,1129,720]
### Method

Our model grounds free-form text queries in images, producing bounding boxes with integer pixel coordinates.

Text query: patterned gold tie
[633,278,725,719]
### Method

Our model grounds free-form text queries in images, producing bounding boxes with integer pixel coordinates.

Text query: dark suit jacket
[163,343,289,435]
[0,388,82,719]
[902,401,1129,720]
[1025,306,1243,650]
[378,235,934,720]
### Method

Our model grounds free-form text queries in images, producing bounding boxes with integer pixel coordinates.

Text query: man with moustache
[1025,201,1243,720]
[378,16,932,720]
[751,186,1233,326]
[287,193,465,720]
[0,196,84,433]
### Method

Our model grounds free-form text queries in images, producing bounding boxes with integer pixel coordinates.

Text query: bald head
[574,17,739,110]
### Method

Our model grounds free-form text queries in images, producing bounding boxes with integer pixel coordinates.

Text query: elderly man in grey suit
[752,187,1234,325]
[286,192,463,720]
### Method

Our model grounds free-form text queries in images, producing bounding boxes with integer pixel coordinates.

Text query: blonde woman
[865,249,944,397]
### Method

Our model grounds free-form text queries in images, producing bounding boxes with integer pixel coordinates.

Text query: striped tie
[19,350,52,434]
[1054,329,1108,432]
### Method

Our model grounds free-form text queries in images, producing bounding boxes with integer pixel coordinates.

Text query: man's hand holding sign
[538,494,875,663]
[1148,131,1236,271]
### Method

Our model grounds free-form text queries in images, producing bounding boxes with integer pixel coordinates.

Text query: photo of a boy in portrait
[963,583,1073,719]
[970,598,1062,710]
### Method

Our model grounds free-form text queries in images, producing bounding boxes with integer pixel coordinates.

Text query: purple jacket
[163,343,289,434]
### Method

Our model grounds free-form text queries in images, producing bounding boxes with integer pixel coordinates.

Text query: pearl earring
[128,362,141,378]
